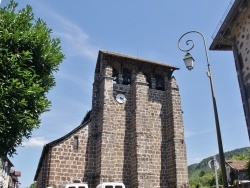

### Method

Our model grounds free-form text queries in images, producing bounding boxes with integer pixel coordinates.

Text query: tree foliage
[0,0,64,156]
[246,158,250,179]
[188,147,250,188]
[199,171,205,177]
[29,182,37,188]
[189,172,214,188]
[231,154,249,160]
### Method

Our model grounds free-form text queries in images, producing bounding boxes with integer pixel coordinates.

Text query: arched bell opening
[145,74,151,89]
[122,69,131,85]
[155,75,164,91]
[112,68,119,84]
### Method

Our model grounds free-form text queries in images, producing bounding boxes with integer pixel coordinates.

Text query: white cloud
[28,1,99,61]
[55,69,93,90]
[36,4,98,91]
[184,131,195,138]
[22,137,48,147]
[185,128,215,138]
[44,8,99,61]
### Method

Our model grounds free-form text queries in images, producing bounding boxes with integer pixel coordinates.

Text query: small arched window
[73,136,79,153]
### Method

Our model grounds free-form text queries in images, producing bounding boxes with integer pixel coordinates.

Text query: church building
[34,50,189,188]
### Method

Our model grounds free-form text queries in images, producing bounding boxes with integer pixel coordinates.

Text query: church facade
[34,51,188,188]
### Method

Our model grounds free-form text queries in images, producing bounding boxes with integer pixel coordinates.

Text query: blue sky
[1,0,249,187]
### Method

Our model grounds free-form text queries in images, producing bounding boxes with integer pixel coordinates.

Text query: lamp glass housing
[183,52,195,70]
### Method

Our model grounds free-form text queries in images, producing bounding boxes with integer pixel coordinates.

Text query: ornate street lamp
[178,30,228,188]
[183,52,194,70]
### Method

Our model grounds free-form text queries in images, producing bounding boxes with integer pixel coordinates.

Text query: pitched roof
[226,160,248,171]
[95,50,179,75]
[100,50,178,69]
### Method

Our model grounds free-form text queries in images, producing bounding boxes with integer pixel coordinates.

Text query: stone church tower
[34,50,188,188]
[85,51,188,188]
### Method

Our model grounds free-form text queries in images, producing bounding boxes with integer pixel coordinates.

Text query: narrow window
[155,75,164,90]
[238,53,244,70]
[146,75,151,88]
[73,136,79,152]
[112,68,118,84]
[122,69,131,85]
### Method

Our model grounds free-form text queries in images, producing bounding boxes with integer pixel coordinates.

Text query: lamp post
[178,31,228,188]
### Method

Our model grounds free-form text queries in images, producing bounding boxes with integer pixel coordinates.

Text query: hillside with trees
[188,147,250,187]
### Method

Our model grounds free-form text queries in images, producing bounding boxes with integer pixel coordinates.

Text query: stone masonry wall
[230,0,250,138]
[165,77,188,187]
[36,124,89,188]
[99,64,128,183]
[90,51,189,188]
[131,71,168,187]
[84,69,102,187]
[36,152,50,188]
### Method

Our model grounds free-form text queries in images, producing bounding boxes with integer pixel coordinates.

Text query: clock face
[116,94,126,104]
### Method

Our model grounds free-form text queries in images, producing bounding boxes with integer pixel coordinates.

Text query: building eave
[101,50,178,69]
[95,50,179,76]
[210,0,245,51]
[94,50,179,82]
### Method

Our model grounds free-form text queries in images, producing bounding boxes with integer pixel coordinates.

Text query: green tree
[217,169,223,185]
[29,182,37,188]
[199,170,205,177]
[231,154,249,160]
[0,0,64,156]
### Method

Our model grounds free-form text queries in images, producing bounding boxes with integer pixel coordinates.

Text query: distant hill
[188,147,250,178]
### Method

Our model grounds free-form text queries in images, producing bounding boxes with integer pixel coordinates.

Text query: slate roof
[95,50,179,75]
[100,50,178,69]
[226,160,248,171]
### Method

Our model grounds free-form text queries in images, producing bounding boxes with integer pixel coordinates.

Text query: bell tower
[86,51,188,188]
